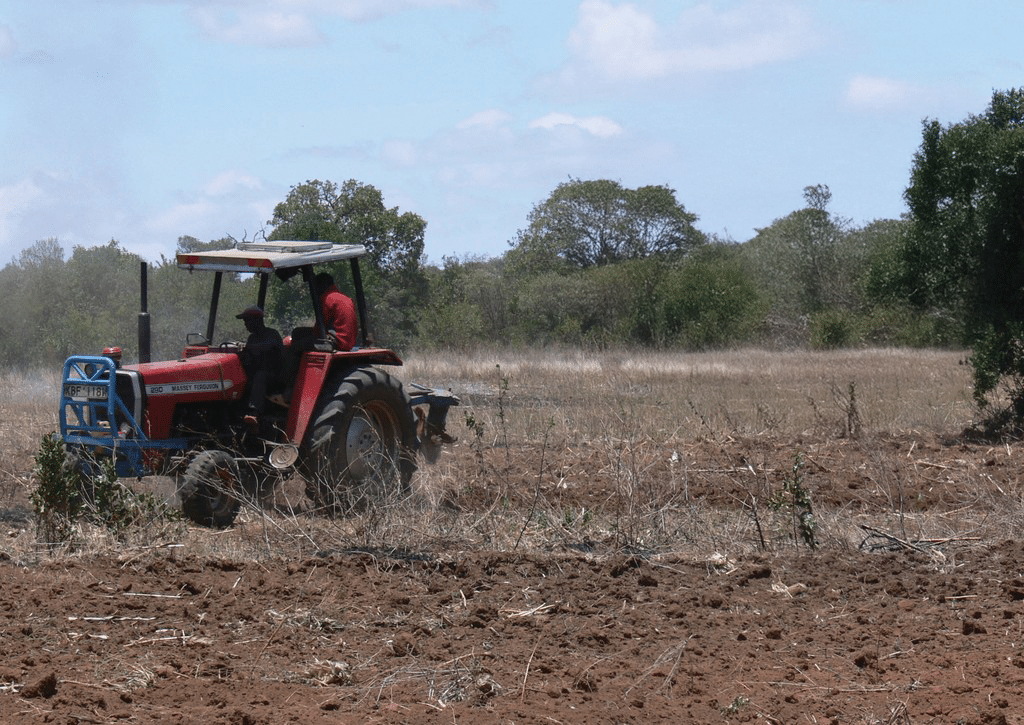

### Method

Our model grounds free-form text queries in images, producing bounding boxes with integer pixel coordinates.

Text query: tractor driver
[313,271,357,351]
[236,306,283,424]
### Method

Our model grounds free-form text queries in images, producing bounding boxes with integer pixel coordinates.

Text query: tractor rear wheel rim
[345,403,397,480]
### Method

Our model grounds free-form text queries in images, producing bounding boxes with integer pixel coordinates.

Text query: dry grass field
[4,348,1024,723]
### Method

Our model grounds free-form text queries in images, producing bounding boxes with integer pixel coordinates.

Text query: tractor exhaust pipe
[138,261,151,364]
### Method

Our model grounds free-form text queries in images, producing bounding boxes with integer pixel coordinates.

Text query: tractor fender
[285,351,335,444]
[284,348,405,445]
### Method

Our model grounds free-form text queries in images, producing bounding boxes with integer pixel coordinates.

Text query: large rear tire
[179,450,242,528]
[301,368,417,514]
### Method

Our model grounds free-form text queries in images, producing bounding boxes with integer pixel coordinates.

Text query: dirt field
[3,349,1024,724]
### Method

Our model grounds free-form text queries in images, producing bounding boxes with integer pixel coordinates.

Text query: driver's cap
[236,306,264,319]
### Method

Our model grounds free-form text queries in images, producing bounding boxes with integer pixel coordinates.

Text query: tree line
[4,90,1024,425]
[0,179,909,367]
[419,180,950,353]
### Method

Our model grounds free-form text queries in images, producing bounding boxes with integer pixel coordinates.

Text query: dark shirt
[240,324,283,414]
[241,325,283,372]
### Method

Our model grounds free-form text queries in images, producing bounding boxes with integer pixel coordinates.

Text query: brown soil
[3,430,1024,724]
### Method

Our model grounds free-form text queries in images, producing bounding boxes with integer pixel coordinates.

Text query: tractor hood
[129,352,245,403]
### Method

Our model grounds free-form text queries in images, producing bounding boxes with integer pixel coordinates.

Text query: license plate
[64,383,108,400]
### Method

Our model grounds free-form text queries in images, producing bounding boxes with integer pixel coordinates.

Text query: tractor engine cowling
[135,352,247,440]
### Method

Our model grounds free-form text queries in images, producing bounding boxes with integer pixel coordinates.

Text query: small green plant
[720,695,750,715]
[86,457,180,540]
[495,364,510,452]
[463,411,487,477]
[563,507,591,528]
[463,411,485,440]
[31,432,84,545]
[769,452,817,549]
[31,433,179,546]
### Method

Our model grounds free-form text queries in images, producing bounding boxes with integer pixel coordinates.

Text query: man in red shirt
[275,272,360,405]
[313,272,357,350]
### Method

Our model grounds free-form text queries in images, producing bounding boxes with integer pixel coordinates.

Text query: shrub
[810,309,858,349]
[30,432,83,545]
[31,433,179,547]
[660,245,764,349]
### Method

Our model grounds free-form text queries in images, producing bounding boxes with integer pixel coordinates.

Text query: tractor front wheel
[178,450,242,528]
[301,368,417,514]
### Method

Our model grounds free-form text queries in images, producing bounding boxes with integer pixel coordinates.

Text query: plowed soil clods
[2,432,1024,724]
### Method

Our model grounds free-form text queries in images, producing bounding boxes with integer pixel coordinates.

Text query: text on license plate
[64,383,108,400]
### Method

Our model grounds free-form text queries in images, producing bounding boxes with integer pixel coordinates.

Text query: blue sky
[1,0,1021,266]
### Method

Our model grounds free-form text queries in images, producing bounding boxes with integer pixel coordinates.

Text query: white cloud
[142,194,276,249]
[0,24,16,58]
[0,171,130,260]
[145,199,216,237]
[0,178,45,214]
[303,0,483,22]
[377,110,631,194]
[145,171,277,242]
[843,74,920,112]
[554,0,816,90]
[568,0,663,82]
[413,108,656,195]
[841,74,980,119]
[182,0,484,44]
[529,112,623,138]
[0,167,276,263]
[381,140,418,167]
[203,171,263,197]
[187,7,323,46]
[456,109,513,130]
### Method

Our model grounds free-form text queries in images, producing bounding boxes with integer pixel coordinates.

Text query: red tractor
[59,240,458,527]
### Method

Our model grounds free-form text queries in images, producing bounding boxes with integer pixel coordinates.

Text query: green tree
[63,240,143,359]
[661,242,765,349]
[176,234,236,255]
[902,88,1024,417]
[265,179,427,346]
[858,218,911,306]
[508,270,610,346]
[748,185,856,311]
[0,236,259,367]
[418,255,509,348]
[0,238,71,366]
[743,185,864,345]
[506,178,705,273]
[852,218,957,348]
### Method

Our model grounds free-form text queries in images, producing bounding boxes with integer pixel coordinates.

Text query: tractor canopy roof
[177,240,366,273]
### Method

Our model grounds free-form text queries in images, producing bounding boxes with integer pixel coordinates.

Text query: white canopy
[177,241,366,273]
